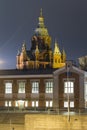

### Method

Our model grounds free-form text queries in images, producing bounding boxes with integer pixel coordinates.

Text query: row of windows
[5,81,74,94]
[5,81,53,94]
[5,100,74,108]
[5,100,53,107]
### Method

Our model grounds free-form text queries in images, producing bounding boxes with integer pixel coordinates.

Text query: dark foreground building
[0,61,85,110]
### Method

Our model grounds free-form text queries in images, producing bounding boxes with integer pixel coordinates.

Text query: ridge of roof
[0,68,57,75]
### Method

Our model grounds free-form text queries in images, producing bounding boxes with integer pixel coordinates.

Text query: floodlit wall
[0,114,87,130]
[0,124,24,130]
[25,114,87,130]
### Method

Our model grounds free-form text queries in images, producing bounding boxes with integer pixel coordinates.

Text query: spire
[38,8,45,28]
[17,49,20,56]
[62,48,66,62]
[40,8,43,17]
[22,40,26,52]
[34,9,49,36]
[54,39,61,55]
[62,48,66,56]
[35,45,39,61]
[35,45,39,53]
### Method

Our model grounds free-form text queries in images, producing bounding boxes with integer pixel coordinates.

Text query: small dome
[34,9,49,36]
[35,27,49,36]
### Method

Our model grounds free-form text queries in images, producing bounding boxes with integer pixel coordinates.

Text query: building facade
[53,61,85,109]
[0,61,85,110]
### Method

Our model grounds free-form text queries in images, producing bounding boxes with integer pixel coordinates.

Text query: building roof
[0,68,56,76]
[0,61,85,77]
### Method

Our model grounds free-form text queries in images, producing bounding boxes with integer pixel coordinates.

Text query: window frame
[64,101,74,108]
[64,81,74,94]
[31,81,39,94]
[45,81,53,93]
[46,100,53,107]
[18,81,25,93]
[5,101,12,107]
[32,101,38,107]
[5,82,12,94]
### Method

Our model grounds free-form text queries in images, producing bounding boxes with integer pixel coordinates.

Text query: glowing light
[0,59,5,64]
[0,59,5,69]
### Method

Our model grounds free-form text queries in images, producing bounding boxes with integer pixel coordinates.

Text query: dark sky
[0,0,87,69]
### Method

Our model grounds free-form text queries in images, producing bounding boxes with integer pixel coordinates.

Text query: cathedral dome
[34,9,49,36]
[35,27,49,36]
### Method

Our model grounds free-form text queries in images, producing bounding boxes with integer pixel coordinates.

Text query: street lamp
[66,62,70,122]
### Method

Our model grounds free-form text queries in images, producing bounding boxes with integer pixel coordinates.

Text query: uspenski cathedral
[16,9,66,70]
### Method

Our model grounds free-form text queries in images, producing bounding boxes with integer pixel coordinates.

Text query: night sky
[0,0,87,69]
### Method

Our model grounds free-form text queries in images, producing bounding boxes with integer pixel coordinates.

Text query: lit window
[64,101,68,108]
[15,100,26,108]
[36,101,38,107]
[15,101,18,107]
[64,81,74,93]
[18,82,25,93]
[5,101,12,107]
[64,101,74,108]
[32,101,34,107]
[18,100,24,108]
[45,81,53,93]
[25,101,28,107]
[46,101,53,107]
[5,83,12,94]
[32,101,38,107]
[32,81,39,93]
[70,101,74,108]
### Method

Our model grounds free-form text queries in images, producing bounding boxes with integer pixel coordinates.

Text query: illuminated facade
[0,61,85,110]
[16,9,66,69]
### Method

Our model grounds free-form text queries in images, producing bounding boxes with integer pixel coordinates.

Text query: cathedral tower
[31,9,51,52]
[53,40,66,68]
[16,9,66,70]
[62,49,66,63]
